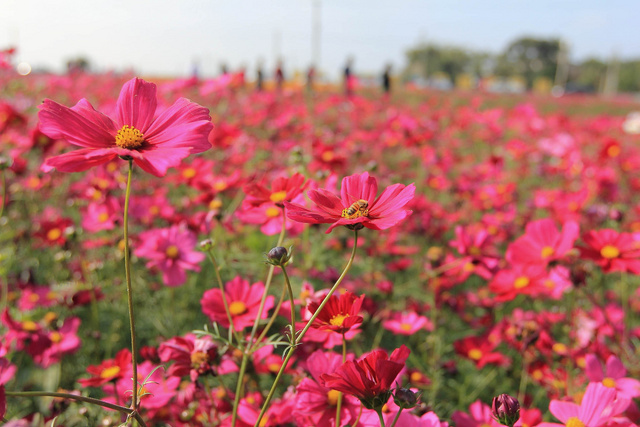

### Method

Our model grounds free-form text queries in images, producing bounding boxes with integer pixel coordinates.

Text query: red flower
[79,348,131,387]
[580,229,640,274]
[320,345,410,410]
[158,334,218,381]
[506,218,579,266]
[284,172,415,233]
[307,291,365,334]
[39,77,213,177]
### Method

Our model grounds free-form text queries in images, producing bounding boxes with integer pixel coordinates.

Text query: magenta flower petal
[549,400,579,423]
[144,98,213,153]
[38,99,116,148]
[585,354,604,381]
[370,183,416,217]
[116,78,157,132]
[605,355,626,379]
[307,189,344,215]
[43,147,119,173]
[133,146,193,177]
[365,209,411,231]
[284,201,335,224]
[341,172,378,205]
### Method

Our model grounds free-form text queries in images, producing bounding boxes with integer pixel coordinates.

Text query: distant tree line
[404,37,640,93]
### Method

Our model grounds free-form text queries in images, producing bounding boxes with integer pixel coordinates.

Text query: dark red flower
[307,291,365,334]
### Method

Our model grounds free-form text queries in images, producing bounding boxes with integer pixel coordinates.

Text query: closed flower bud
[393,386,419,409]
[0,156,12,170]
[199,239,214,251]
[265,246,292,266]
[491,393,520,427]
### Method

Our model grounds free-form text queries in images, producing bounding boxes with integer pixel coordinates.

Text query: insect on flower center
[327,389,341,406]
[165,245,180,259]
[115,125,145,150]
[191,351,208,367]
[229,301,247,316]
[100,366,121,379]
[329,313,350,327]
[269,191,288,203]
[468,348,483,360]
[540,246,554,258]
[602,377,617,388]
[600,245,620,259]
[341,199,369,220]
[566,417,585,427]
[265,206,281,218]
[514,276,530,289]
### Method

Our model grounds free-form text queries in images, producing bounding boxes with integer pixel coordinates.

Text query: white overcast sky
[1,0,638,78]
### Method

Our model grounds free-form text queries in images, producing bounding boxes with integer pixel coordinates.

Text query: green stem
[123,159,139,414]
[376,409,387,427]
[335,333,347,427]
[389,408,404,427]
[232,214,287,427]
[280,266,296,345]
[0,169,6,218]
[5,391,147,427]
[517,355,529,404]
[204,247,241,344]
[253,229,359,427]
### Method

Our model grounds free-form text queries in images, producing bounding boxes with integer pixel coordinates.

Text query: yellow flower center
[268,362,281,373]
[98,212,109,223]
[600,245,620,259]
[329,313,349,327]
[541,246,555,258]
[269,191,288,203]
[321,151,334,162]
[100,366,121,379]
[327,389,341,406]
[47,228,62,241]
[22,320,38,331]
[44,311,57,324]
[209,199,223,210]
[182,167,197,179]
[165,245,180,259]
[400,323,413,332]
[190,351,208,367]
[265,206,281,218]
[214,181,228,192]
[50,331,62,343]
[607,145,621,157]
[514,276,530,289]
[229,301,247,316]
[115,125,145,150]
[566,417,585,427]
[468,348,483,360]
[552,343,567,354]
[28,293,39,303]
[602,377,617,388]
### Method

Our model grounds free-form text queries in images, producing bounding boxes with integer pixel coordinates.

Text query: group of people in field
[214,58,394,96]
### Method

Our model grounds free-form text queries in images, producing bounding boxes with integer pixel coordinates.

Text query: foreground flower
[321,344,410,410]
[39,77,213,176]
[585,353,640,400]
[284,172,415,233]
[135,225,205,287]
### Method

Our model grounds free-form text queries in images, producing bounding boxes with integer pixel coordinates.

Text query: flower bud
[265,246,292,266]
[491,394,520,427]
[393,386,419,409]
[0,155,12,170]
[199,239,214,251]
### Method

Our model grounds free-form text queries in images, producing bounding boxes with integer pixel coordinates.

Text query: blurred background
[1,0,639,96]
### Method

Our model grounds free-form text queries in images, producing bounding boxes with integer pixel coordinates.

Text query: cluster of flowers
[0,70,639,426]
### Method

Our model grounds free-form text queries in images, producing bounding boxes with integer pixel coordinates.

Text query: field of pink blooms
[0,71,639,427]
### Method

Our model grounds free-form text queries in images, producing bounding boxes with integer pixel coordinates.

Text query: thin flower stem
[280,265,296,345]
[255,285,287,345]
[517,355,529,404]
[376,409,387,427]
[123,159,139,414]
[351,404,364,427]
[389,408,404,427]
[232,214,287,427]
[204,248,241,344]
[253,229,359,427]
[335,333,347,427]
[0,169,6,218]
[5,391,147,427]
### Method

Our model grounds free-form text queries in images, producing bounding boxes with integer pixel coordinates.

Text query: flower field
[1,72,639,426]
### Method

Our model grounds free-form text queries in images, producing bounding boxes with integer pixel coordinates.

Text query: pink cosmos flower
[134,224,205,287]
[382,311,433,335]
[200,276,274,330]
[39,77,213,177]
[507,218,579,265]
[539,382,631,427]
[0,357,17,421]
[158,334,218,381]
[585,354,640,400]
[580,229,640,274]
[284,172,415,233]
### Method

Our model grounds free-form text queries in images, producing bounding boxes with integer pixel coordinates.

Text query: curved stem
[280,266,296,345]
[253,229,359,427]
[123,159,139,414]
[0,169,6,218]
[231,352,250,427]
[204,247,241,344]
[376,409,387,427]
[389,408,403,427]
[5,391,147,427]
